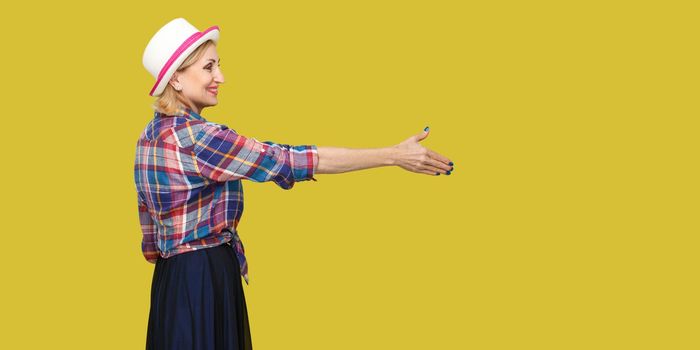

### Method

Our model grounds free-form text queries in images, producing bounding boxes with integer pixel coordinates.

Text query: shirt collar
[154,104,207,122]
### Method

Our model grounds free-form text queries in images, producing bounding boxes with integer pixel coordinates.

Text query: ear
[169,73,180,89]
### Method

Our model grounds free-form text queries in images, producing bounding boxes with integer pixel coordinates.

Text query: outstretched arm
[315,127,454,176]
[315,146,396,174]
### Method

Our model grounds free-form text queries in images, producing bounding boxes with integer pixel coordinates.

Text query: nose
[215,69,224,84]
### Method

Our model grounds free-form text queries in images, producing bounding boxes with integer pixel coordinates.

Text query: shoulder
[169,119,236,148]
[139,116,195,141]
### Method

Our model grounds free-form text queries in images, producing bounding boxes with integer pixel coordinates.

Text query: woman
[138,18,454,350]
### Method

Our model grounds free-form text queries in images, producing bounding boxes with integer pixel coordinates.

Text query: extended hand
[392,127,454,176]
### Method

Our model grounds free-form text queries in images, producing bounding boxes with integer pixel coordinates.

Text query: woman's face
[170,44,224,114]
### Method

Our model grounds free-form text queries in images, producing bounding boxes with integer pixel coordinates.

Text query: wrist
[383,146,399,166]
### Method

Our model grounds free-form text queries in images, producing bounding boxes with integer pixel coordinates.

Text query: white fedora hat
[143,18,220,96]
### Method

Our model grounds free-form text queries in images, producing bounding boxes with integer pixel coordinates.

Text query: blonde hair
[151,40,216,115]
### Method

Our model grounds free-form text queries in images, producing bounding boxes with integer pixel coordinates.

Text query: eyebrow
[205,59,220,64]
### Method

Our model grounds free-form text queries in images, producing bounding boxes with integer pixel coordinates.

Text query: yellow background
[1,0,698,349]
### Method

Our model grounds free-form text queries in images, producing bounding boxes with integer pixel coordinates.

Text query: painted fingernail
[435,172,440,176]
[446,171,451,175]
[424,126,430,132]
[448,161,453,166]
[450,167,454,171]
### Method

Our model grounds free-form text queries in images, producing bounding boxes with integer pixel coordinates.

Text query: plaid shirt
[134,106,318,284]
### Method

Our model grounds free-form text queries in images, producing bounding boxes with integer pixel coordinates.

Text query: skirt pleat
[146,242,253,350]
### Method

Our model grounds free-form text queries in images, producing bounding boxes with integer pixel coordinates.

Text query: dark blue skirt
[146,242,253,350]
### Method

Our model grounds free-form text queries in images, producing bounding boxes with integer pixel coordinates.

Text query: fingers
[423,163,451,175]
[423,164,445,175]
[408,162,453,176]
[417,168,441,176]
[427,149,452,166]
[424,157,453,173]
